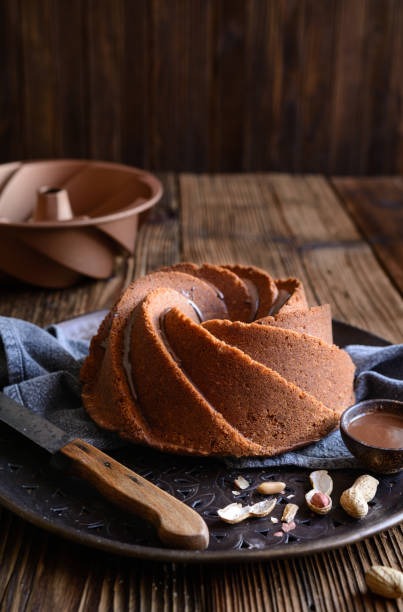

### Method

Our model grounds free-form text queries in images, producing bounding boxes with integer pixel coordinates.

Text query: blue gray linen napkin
[0,315,401,468]
[0,315,123,450]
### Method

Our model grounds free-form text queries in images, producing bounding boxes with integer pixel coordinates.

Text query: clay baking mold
[0,159,163,288]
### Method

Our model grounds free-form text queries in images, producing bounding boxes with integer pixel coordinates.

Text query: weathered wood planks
[1,1,403,174]
[0,511,401,611]
[332,176,403,295]
[180,173,403,342]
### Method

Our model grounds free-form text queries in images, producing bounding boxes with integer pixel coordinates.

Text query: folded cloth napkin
[0,316,123,451]
[0,315,401,468]
[227,342,403,469]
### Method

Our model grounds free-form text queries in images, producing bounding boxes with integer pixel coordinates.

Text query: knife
[0,392,209,551]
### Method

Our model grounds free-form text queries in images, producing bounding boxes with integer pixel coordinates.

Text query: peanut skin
[310,491,330,509]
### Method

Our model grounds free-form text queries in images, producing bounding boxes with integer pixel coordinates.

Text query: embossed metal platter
[0,313,401,563]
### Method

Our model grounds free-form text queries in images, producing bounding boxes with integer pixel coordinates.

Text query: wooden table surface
[0,174,402,611]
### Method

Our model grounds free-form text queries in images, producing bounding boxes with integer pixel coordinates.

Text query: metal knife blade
[0,392,72,453]
[0,391,209,550]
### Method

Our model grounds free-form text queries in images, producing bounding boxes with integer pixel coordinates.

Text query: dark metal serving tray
[0,313,401,563]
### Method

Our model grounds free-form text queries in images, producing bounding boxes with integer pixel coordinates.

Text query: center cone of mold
[34,186,74,221]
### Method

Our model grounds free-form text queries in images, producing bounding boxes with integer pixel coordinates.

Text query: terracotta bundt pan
[0,160,163,288]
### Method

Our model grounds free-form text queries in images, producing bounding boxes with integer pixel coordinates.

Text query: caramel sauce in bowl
[340,399,403,474]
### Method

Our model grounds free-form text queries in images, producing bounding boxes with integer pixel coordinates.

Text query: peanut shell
[352,475,379,502]
[281,503,298,523]
[365,565,403,599]
[340,488,368,518]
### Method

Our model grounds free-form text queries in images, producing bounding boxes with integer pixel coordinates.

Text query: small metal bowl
[340,399,403,474]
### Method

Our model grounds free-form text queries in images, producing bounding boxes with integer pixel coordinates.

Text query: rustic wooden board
[0,255,131,329]
[0,511,401,611]
[133,173,180,276]
[332,176,403,295]
[180,173,403,342]
[1,1,403,174]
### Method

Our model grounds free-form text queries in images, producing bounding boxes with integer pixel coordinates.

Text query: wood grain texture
[0,1,23,161]
[0,173,401,611]
[1,0,403,173]
[53,0,88,158]
[150,0,213,171]
[0,513,401,611]
[332,176,403,295]
[60,439,209,550]
[20,0,58,159]
[210,0,247,172]
[180,173,403,342]
[87,0,123,160]
[121,0,150,168]
[133,173,180,276]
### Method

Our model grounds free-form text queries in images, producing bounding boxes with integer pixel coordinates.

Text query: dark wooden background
[1,0,402,174]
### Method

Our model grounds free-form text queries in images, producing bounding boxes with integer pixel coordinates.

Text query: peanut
[281,503,298,523]
[249,498,276,517]
[309,470,333,496]
[340,474,379,519]
[281,520,296,533]
[217,498,276,524]
[217,502,250,524]
[365,565,403,599]
[310,491,331,509]
[353,475,379,502]
[256,481,286,495]
[305,488,332,515]
[234,475,250,490]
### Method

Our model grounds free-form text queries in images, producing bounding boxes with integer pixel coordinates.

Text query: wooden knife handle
[59,439,209,551]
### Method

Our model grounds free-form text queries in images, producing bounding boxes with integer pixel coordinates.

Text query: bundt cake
[80,263,355,457]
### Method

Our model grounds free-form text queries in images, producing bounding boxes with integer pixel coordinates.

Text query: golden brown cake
[80,263,355,457]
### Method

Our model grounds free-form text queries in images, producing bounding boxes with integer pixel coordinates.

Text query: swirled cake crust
[81,263,355,457]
